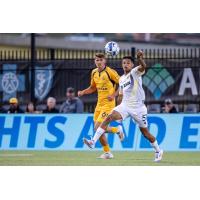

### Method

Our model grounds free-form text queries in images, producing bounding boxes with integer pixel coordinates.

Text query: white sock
[151,140,161,153]
[92,127,105,144]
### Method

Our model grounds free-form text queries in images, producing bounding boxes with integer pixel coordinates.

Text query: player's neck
[124,70,131,75]
[97,65,106,72]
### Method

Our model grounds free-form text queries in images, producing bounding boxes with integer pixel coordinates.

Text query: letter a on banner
[178,68,198,95]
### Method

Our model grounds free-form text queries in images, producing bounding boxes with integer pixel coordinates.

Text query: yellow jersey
[91,66,120,108]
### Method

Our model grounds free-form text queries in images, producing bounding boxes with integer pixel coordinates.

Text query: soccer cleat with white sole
[83,138,95,149]
[154,149,163,162]
[97,152,114,159]
[117,125,125,141]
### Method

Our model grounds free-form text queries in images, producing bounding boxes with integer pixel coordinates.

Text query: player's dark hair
[95,53,106,59]
[122,56,134,63]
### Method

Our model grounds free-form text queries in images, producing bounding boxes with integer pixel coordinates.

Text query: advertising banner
[0,114,199,151]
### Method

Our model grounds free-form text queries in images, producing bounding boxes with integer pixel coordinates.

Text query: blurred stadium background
[0,33,199,112]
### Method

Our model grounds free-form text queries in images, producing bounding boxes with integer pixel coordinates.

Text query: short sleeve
[131,66,145,77]
[90,70,96,87]
[108,68,120,84]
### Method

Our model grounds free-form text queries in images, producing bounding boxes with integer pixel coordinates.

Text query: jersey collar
[98,65,107,73]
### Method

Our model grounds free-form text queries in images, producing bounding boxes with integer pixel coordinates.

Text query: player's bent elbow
[90,86,96,93]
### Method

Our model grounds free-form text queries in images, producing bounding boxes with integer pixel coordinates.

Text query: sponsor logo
[0,64,25,101]
[35,64,54,101]
[1,72,19,94]
[143,63,175,99]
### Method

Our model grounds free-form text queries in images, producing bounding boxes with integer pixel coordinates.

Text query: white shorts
[113,103,148,128]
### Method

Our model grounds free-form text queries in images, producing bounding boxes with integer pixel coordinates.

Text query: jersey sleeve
[108,68,120,84]
[90,70,96,87]
[131,65,145,77]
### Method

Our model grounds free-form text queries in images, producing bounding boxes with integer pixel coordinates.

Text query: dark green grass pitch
[0,151,200,166]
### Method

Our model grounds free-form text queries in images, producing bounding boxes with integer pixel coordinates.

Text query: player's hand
[137,50,144,59]
[78,91,84,97]
[107,95,115,101]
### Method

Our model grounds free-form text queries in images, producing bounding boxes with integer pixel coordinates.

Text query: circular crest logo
[1,72,19,94]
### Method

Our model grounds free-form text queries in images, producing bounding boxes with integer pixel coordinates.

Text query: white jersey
[119,66,145,107]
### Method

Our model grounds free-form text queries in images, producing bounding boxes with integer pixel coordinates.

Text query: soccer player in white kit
[83,50,163,162]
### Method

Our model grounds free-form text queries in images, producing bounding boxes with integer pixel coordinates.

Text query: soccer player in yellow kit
[78,53,124,159]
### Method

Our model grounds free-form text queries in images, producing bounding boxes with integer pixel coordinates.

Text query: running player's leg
[98,109,122,136]
[139,127,160,151]
[91,109,111,154]
[139,127,163,162]
[98,134,113,159]
[95,109,124,146]
[132,105,163,161]
[88,109,113,158]
[98,107,124,140]
[92,110,123,144]
[84,104,127,150]
[90,104,128,146]
[94,121,111,156]
[84,110,123,149]
[106,121,124,141]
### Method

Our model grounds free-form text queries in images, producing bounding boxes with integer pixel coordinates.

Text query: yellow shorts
[94,106,114,123]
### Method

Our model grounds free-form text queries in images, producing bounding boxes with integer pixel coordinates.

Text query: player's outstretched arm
[78,85,96,97]
[137,50,146,73]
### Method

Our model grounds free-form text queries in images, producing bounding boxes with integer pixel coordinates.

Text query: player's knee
[101,114,115,128]
[106,114,114,122]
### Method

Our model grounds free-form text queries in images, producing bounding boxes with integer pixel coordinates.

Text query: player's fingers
[108,96,114,101]
[107,96,112,101]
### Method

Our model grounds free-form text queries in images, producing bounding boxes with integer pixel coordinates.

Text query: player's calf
[140,127,155,143]
[139,127,163,161]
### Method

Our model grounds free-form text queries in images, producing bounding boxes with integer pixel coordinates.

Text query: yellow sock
[107,127,118,134]
[103,145,110,153]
